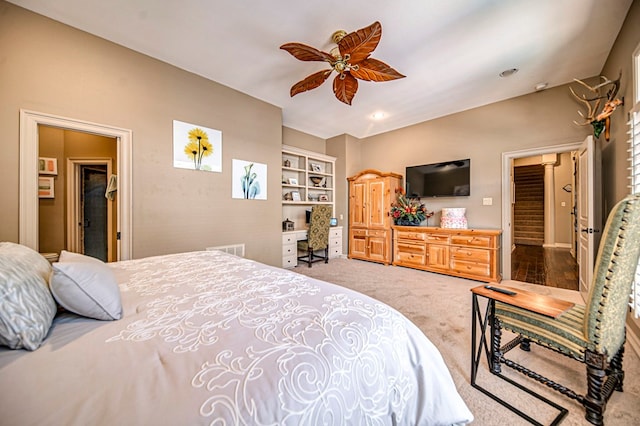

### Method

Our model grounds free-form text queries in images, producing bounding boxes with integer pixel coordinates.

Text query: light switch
[339,214,343,220]
[561,201,566,207]
[482,197,493,206]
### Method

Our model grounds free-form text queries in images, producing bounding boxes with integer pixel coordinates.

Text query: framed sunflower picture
[173,120,222,172]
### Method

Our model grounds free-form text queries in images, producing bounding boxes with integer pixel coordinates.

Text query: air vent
[206,243,245,257]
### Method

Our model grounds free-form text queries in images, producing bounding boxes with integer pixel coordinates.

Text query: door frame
[67,158,113,260]
[501,140,583,281]
[19,109,132,260]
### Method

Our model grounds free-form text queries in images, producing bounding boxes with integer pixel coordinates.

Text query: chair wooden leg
[607,342,625,392]
[491,316,503,374]
[519,338,531,352]
[584,360,606,425]
[307,247,312,267]
[324,247,328,263]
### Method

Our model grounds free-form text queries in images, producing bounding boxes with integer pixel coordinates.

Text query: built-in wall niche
[281,145,336,230]
[282,204,309,231]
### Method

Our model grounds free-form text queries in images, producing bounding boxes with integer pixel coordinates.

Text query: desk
[282,226,342,268]
[470,285,575,425]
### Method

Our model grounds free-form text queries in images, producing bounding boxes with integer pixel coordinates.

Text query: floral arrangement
[390,188,433,225]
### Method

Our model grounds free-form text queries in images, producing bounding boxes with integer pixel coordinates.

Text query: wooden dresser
[347,170,403,265]
[392,226,502,282]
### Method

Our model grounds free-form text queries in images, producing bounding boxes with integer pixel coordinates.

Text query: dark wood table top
[471,285,575,318]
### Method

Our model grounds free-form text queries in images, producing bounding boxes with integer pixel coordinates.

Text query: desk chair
[298,205,331,267]
[493,194,640,425]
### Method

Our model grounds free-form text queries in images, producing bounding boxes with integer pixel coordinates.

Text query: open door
[576,135,602,299]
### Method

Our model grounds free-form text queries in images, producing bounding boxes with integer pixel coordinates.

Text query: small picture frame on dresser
[287,178,298,185]
[291,191,301,201]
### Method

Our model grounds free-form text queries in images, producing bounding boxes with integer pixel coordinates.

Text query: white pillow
[0,242,57,350]
[50,258,122,321]
[58,250,103,264]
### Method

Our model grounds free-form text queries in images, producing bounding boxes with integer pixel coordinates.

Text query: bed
[0,242,473,425]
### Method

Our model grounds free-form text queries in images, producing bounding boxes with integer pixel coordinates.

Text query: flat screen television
[405,159,470,198]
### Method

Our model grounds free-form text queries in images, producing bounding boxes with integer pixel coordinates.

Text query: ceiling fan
[280,21,405,105]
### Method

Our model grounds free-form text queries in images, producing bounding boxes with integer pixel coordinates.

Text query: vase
[396,217,421,226]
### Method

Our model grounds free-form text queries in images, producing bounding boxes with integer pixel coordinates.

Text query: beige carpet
[293,258,640,425]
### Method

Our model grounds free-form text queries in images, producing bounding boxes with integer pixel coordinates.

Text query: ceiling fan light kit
[280,21,405,105]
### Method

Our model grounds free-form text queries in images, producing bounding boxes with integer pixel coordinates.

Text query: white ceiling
[9,0,633,139]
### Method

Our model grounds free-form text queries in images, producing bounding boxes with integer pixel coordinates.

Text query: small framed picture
[318,194,329,202]
[310,163,322,173]
[38,177,54,198]
[39,157,58,175]
[288,177,298,185]
[291,191,301,201]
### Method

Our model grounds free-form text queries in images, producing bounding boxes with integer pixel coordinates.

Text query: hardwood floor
[511,244,578,290]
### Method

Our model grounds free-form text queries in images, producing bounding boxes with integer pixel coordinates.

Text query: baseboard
[627,324,640,358]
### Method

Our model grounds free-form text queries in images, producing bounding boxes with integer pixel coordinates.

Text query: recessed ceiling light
[499,68,519,78]
[371,112,385,120]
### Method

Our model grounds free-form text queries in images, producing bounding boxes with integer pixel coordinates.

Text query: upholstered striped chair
[492,194,640,425]
[298,205,332,267]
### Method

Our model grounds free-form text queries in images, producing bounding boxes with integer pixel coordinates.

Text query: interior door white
[577,135,602,298]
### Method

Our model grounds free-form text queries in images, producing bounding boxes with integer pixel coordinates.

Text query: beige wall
[0,1,283,265]
[599,0,640,349]
[38,127,66,254]
[601,0,640,213]
[283,127,326,153]
[355,84,590,228]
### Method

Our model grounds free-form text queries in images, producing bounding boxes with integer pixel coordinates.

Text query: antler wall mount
[569,71,623,141]
[280,21,405,105]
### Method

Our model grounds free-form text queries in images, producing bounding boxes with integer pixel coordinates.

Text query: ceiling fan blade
[290,69,333,97]
[349,58,405,82]
[280,43,334,62]
[338,21,381,64]
[333,72,358,105]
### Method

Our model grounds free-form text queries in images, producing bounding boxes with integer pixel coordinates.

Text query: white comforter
[0,250,472,425]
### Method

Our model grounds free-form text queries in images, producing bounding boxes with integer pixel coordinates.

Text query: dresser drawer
[396,251,426,266]
[351,228,368,237]
[282,244,297,256]
[450,259,491,277]
[368,229,387,238]
[426,234,450,244]
[282,254,297,268]
[282,234,297,245]
[451,235,493,248]
[396,242,426,254]
[396,230,426,241]
[450,246,490,263]
[329,246,341,258]
[329,228,342,239]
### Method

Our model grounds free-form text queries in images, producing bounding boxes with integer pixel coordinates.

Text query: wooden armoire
[347,170,403,265]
